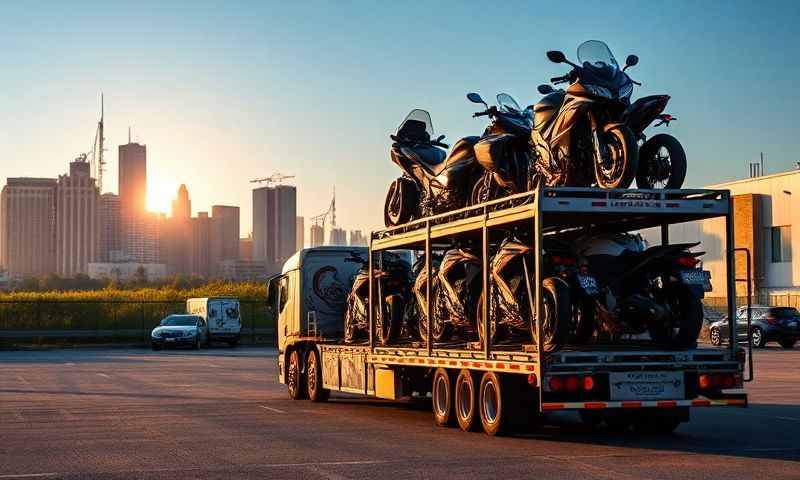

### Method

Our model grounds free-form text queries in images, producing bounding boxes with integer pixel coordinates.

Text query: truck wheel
[306,349,330,402]
[454,369,479,431]
[432,368,455,427]
[287,349,307,400]
[479,371,513,436]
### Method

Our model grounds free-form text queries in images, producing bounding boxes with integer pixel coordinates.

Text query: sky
[2,0,800,238]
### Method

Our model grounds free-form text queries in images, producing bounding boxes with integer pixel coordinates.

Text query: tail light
[548,375,594,393]
[677,255,699,268]
[527,373,538,387]
[583,376,595,391]
[564,376,579,392]
[698,372,741,391]
[563,257,575,266]
[551,255,563,265]
[548,376,563,392]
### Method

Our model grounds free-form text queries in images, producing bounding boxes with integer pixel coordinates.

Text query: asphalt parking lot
[0,346,798,479]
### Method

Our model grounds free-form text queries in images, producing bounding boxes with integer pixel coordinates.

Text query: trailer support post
[724,192,737,354]
[368,236,374,350]
[482,207,490,358]
[426,220,432,356]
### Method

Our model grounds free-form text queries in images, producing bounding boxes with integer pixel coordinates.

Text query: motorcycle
[384,109,481,227]
[575,232,710,348]
[343,251,414,345]
[465,92,534,204]
[476,237,571,352]
[531,40,639,189]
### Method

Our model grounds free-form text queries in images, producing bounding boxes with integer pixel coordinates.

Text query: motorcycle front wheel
[594,125,638,189]
[531,277,571,353]
[471,173,499,205]
[384,178,417,227]
[635,133,687,189]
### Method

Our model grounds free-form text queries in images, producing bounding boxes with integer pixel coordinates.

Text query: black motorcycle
[384,110,481,227]
[343,251,413,345]
[576,233,709,348]
[531,40,639,189]
[466,92,534,204]
[476,237,571,352]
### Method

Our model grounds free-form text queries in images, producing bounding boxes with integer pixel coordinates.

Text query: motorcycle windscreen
[474,134,518,189]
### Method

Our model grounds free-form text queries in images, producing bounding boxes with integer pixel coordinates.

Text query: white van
[186,297,242,347]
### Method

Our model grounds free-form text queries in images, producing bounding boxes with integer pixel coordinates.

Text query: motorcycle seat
[403,144,447,175]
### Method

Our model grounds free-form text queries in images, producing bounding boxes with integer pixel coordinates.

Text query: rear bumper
[542,394,747,411]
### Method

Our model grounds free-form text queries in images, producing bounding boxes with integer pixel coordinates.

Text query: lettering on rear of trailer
[609,200,661,208]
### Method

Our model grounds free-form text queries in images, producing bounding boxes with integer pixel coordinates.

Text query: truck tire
[287,349,307,400]
[432,368,455,427]
[454,369,479,432]
[479,371,513,436]
[306,349,330,402]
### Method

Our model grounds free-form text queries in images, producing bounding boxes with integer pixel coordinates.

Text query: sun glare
[147,178,176,215]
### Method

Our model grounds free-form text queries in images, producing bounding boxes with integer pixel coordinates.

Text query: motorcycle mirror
[466,92,487,106]
[546,50,567,63]
[537,84,555,95]
[623,54,639,71]
[436,134,446,142]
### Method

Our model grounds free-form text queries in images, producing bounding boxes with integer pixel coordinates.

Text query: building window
[771,226,792,263]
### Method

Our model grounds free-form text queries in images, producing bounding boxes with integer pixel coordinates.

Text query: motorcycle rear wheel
[647,287,703,349]
[635,133,687,189]
[471,174,499,205]
[594,125,638,189]
[384,178,417,227]
[531,277,571,353]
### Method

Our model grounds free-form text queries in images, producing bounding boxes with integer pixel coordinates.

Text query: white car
[151,314,208,350]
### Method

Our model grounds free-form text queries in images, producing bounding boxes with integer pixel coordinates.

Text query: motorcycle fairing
[622,95,670,136]
[474,133,529,190]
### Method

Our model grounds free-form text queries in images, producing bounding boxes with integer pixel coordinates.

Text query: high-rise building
[191,212,212,277]
[253,185,296,272]
[240,235,253,261]
[125,213,161,264]
[55,159,99,277]
[296,216,304,250]
[329,227,347,246]
[310,223,325,247]
[349,230,367,246]
[171,184,191,219]
[118,141,147,218]
[211,205,240,274]
[0,178,57,278]
[99,193,121,262]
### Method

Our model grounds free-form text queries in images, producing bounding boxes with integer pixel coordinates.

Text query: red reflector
[677,256,699,267]
[551,255,562,265]
[698,374,711,389]
[591,201,607,207]
[565,376,579,392]
[583,376,595,391]
[722,374,735,389]
[527,373,538,386]
[548,376,563,392]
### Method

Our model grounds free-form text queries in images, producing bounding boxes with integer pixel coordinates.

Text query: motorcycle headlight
[584,84,614,99]
[619,82,633,101]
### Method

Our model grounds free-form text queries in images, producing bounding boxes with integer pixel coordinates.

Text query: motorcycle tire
[571,295,596,344]
[476,291,505,347]
[531,277,571,353]
[343,296,361,344]
[635,133,687,190]
[418,288,453,344]
[471,174,498,205]
[594,125,639,189]
[647,286,703,349]
[375,294,402,346]
[384,178,417,227]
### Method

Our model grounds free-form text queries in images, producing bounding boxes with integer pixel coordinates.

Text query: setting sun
[147,177,177,215]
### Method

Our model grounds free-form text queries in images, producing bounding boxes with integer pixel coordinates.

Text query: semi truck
[269,187,751,435]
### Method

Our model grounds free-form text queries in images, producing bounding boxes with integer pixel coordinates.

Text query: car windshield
[162,316,198,326]
[496,93,521,114]
[396,109,434,142]
[577,40,618,70]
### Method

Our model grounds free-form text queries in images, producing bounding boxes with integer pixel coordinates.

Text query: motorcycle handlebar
[472,111,490,118]
[551,75,569,84]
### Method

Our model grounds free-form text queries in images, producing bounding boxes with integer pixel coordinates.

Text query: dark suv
[709,305,800,349]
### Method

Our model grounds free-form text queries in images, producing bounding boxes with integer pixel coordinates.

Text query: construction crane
[250,173,295,187]
[310,187,337,232]
[88,93,106,192]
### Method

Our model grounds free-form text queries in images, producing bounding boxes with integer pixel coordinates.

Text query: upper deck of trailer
[371,187,731,251]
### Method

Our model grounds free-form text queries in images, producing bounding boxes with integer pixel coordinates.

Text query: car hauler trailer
[273,187,751,435]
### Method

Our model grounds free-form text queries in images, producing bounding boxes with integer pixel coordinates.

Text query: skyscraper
[0,178,57,278]
[310,223,324,247]
[349,230,367,246]
[171,184,191,219]
[55,159,99,277]
[329,227,347,246]
[191,212,212,277]
[118,141,147,218]
[296,216,304,250]
[211,205,240,273]
[253,185,296,272]
[98,193,121,262]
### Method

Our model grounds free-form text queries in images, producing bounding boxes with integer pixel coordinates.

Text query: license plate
[680,269,711,291]
[166,338,176,342]
[609,371,684,401]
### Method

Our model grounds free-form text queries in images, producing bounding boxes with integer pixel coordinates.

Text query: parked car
[151,314,207,350]
[709,305,800,349]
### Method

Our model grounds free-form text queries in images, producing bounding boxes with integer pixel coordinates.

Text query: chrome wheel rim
[481,379,498,425]
[457,380,472,420]
[434,375,448,417]
[752,329,762,346]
